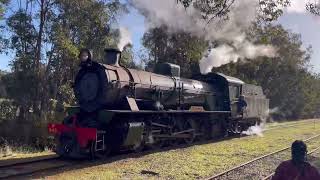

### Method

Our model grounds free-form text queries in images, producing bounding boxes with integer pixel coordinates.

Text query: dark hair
[291,140,307,164]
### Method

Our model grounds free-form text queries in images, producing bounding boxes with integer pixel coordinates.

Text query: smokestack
[104,48,121,67]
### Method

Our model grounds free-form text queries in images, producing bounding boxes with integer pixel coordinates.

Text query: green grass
[44,120,320,180]
[265,118,319,128]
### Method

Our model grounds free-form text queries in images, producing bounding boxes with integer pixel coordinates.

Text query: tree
[216,24,320,119]
[142,26,207,77]
[0,0,9,52]
[5,9,38,120]
[177,0,290,22]
[0,0,9,20]
[4,0,129,122]
[47,0,127,111]
[306,1,320,15]
[0,70,7,97]
[177,0,235,21]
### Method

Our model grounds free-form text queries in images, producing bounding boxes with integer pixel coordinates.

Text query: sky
[0,1,320,72]
[277,0,320,72]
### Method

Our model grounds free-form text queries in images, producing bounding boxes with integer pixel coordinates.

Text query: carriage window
[229,85,240,100]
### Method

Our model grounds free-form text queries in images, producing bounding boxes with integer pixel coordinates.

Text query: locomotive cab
[154,62,181,77]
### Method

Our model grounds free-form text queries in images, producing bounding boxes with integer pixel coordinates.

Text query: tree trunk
[34,0,48,119]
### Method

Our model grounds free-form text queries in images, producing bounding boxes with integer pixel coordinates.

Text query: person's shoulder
[275,160,292,172]
[279,160,292,167]
[301,162,320,177]
[305,162,319,171]
[272,160,294,180]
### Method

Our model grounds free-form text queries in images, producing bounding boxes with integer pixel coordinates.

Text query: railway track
[205,133,320,180]
[1,120,318,179]
[262,146,320,180]
[0,155,72,179]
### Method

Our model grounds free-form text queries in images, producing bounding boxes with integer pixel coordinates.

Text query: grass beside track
[32,119,320,180]
[0,149,53,161]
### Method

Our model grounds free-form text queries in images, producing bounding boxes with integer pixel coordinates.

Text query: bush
[0,99,17,123]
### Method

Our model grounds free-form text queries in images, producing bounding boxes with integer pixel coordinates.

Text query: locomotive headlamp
[80,52,89,62]
[79,48,92,63]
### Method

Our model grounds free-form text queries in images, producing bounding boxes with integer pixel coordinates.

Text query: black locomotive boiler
[48,48,269,158]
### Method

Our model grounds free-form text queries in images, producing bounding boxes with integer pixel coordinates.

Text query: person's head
[291,140,307,164]
[240,95,245,100]
[79,48,92,62]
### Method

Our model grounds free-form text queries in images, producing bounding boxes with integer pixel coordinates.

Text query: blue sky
[1,1,320,72]
[278,13,320,72]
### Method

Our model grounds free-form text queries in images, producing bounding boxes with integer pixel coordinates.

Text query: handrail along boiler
[48,48,269,158]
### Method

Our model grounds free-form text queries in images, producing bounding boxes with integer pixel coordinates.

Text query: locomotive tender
[48,49,269,158]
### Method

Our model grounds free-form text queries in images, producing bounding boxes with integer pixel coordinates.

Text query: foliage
[177,0,290,22]
[0,0,9,20]
[257,0,290,22]
[141,21,320,120]
[0,71,7,97]
[0,0,9,52]
[120,45,138,68]
[215,24,320,119]
[178,0,235,21]
[142,26,207,77]
[0,99,16,123]
[306,1,320,16]
[1,0,131,123]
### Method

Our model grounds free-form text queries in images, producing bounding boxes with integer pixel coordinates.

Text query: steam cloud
[242,124,264,137]
[199,39,277,74]
[117,27,132,51]
[241,107,280,137]
[268,107,280,114]
[131,0,278,74]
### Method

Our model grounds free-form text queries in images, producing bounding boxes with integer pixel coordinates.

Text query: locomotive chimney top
[104,48,121,67]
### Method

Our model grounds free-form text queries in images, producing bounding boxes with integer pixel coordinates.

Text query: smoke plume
[268,107,280,114]
[117,27,132,51]
[242,124,264,137]
[199,38,277,74]
[241,107,280,137]
[131,0,278,73]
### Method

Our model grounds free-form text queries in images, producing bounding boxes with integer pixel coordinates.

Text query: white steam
[241,107,280,137]
[131,0,256,41]
[131,0,278,74]
[242,124,264,137]
[268,107,280,114]
[117,27,132,51]
[199,39,277,74]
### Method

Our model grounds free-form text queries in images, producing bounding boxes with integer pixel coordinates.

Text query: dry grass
[0,144,53,160]
[39,119,320,180]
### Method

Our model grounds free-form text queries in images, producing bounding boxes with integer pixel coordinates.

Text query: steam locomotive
[48,48,269,159]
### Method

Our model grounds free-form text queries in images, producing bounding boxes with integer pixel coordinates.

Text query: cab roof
[216,73,244,85]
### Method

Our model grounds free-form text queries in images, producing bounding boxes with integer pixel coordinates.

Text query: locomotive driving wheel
[89,141,112,160]
[169,120,183,146]
[181,119,196,144]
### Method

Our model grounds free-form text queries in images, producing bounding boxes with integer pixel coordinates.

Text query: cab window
[229,85,240,100]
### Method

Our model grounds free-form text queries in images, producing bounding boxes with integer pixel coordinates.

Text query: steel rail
[205,133,320,180]
[262,146,320,180]
[0,154,59,168]
[0,155,70,179]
